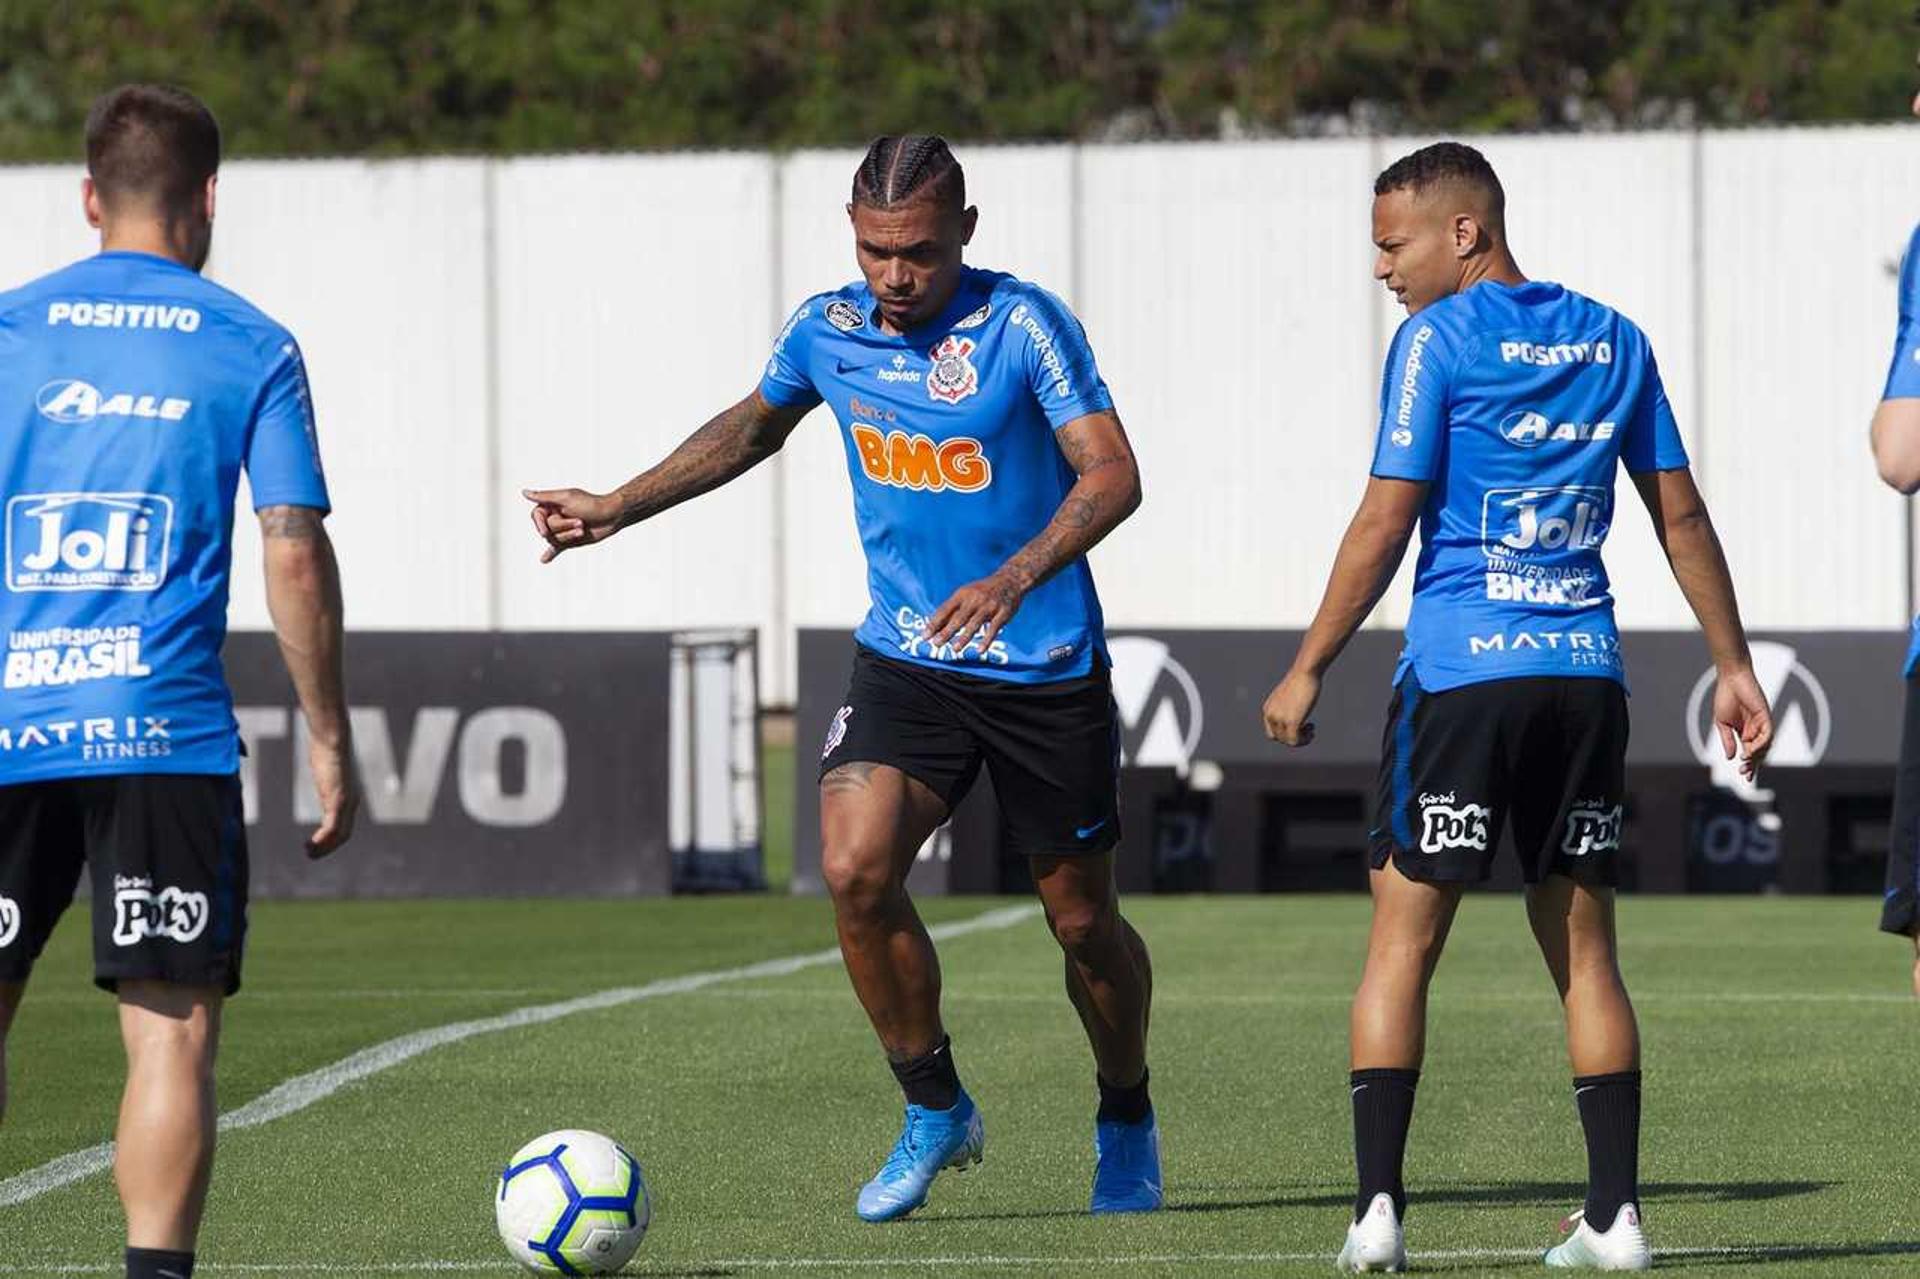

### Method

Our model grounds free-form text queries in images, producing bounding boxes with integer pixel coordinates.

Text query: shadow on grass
[912,1179,1832,1224]
[1666,1241,1920,1267]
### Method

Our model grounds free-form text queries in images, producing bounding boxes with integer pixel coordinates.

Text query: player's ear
[82,176,104,230]
[203,173,218,225]
[960,205,978,246]
[1451,213,1480,259]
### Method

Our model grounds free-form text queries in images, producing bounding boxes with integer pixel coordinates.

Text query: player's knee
[821,843,899,918]
[1048,899,1115,961]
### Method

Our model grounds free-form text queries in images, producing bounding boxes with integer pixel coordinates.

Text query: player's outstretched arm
[1263,477,1426,747]
[926,410,1142,656]
[1870,398,1920,494]
[260,504,358,858]
[523,390,810,563]
[1632,467,1773,779]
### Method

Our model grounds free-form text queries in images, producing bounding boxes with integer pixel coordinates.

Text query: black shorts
[0,774,249,995]
[818,644,1122,857]
[1371,674,1628,886]
[1883,672,1920,936]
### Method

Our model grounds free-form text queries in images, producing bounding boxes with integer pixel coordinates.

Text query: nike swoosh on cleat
[1076,818,1109,839]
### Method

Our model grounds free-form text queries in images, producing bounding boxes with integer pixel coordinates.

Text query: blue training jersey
[1371,279,1689,693]
[760,266,1116,683]
[0,251,330,783]
[1885,224,1920,675]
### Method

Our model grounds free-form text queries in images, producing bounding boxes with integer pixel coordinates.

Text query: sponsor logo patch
[36,379,190,425]
[1418,792,1492,854]
[951,302,992,330]
[877,353,922,384]
[926,335,980,405]
[1562,803,1623,856]
[1499,410,1617,449]
[851,425,991,492]
[1480,486,1609,608]
[46,301,200,331]
[1395,324,1435,429]
[111,877,208,946]
[5,624,151,689]
[825,299,866,331]
[1008,302,1074,399]
[6,493,173,593]
[892,605,1010,666]
[0,714,173,763]
[1498,339,1613,366]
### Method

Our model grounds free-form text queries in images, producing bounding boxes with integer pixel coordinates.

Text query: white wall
[6,128,1912,701]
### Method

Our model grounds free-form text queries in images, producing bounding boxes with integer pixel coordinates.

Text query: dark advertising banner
[225,632,671,898]
[793,628,1905,895]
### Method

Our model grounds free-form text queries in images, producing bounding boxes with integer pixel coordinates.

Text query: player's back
[0,250,325,782]
[1379,279,1686,691]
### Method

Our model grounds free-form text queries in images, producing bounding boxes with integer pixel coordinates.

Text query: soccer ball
[496,1129,650,1274]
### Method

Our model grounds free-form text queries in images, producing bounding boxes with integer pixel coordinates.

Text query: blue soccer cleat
[1090,1110,1163,1213]
[855,1092,985,1222]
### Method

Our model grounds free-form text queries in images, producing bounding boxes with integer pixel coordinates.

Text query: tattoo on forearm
[1057,495,1099,530]
[617,397,789,523]
[260,506,325,539]
[821,761,881,794]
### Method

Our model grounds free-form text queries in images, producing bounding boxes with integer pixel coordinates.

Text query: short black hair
[851,135,965,212]
[85,84,220,215]
[1375,141,1505,226]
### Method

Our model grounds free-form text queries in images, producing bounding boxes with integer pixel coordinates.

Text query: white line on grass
[0,904,1040,1210]
[5,1242,1914,1272]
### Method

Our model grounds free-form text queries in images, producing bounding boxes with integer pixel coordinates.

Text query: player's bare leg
[1034,853,1151,1086]
[1351,863,1463,1070]
[1529,875,1650,1269]
[1527,876,1639,1074]
[820,761,981,1222]
[1033,851,1160,1211]
[820,762,950,1058]
[116,981,222,1251]
[1339,863,1462,1270]
[0,979,24,1124]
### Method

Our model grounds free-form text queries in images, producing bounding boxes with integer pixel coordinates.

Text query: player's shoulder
[783,281,871,341]
[974,268,1078,329]
[174,269,302,355]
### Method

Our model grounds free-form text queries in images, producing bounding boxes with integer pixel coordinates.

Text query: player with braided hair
[524,134,1161,1221]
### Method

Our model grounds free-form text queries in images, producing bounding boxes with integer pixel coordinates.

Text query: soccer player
[1867,65,1920,999]
[524,135,1160,1221]
[0,86,355,1279]
[1262,143,1773,1272]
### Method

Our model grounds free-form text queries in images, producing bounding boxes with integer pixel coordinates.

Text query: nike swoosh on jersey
[1076,818,1109,839]
[835,358,868,373]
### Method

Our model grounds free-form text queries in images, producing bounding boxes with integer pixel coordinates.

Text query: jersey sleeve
[758,300,823,409]
[246,336,331,512]
[1619,343,1690,475]
[1007,288,1114,428]
[1884,225,1920,401]
[1370,317,1454,482]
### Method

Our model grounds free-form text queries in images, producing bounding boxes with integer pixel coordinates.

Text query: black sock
[1574,1071,1641,1232]
[1096,1066,1152,1125]
[1351,1067,1419,1223]
[126,1248,194,1279]
[889,1036,961,1110]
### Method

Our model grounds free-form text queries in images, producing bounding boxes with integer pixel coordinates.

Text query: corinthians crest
[926,335,980,405]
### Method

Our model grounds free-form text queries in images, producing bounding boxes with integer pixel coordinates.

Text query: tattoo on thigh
[822,760,881,794]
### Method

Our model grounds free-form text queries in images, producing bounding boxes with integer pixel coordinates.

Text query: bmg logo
[6,492,173,592]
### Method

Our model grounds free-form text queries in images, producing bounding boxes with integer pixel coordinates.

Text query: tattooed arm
[259,504,356,857]
[926,410,1142,656]
[523,390,811,563]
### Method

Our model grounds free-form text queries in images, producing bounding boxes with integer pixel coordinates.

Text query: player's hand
[305,737,359,859]
[522,488,624,563]
[926,572,1026,659]
[1262,669,1320,747]
[1713,664,1773,781]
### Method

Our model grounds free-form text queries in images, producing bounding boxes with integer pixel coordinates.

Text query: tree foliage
[0,0,1913,161]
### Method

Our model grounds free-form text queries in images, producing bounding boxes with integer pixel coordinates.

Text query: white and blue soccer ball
[496,1129,650,1275]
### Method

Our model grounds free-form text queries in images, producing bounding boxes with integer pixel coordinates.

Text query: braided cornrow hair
[851,135,965,211]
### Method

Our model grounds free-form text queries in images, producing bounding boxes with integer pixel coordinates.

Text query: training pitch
[0,894,1913,1276]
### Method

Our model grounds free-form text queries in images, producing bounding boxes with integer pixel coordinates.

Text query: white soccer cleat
[1335,1192,1406,1272]
[1543,1203,1652,1270]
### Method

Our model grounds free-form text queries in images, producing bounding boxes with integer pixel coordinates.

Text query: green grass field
[1,895,1915,1276]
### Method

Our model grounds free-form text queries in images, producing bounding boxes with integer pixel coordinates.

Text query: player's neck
[1457,249,1526,293]
[98,220,203,271]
